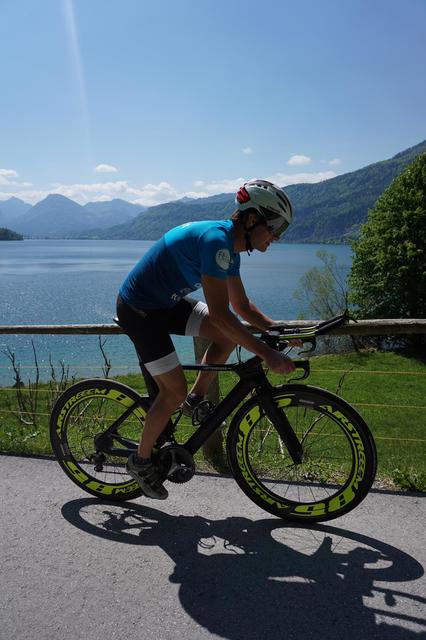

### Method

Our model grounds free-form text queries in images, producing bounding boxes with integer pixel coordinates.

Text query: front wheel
[227,384,377,522]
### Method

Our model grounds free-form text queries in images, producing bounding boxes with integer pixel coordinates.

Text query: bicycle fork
[258,390,303,464]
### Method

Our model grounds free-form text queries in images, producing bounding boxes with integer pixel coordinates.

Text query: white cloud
[50,180,130,202]
[95,163,118,173]
[131,171,337,205]
[287,155,312,166]
[0,188,47,203]
[48,179,203,207]
[190,171,336,196]
[0,169,18,178]
[267,171,337,186]
[197,177,246,195]
[0,179,188,207]
[93,195,116,202]
[0,181,130,205]
[129,181,181,206]
[242,147,254,155]
[329,158,342,166]
[0,169,18,185]
[0,168,33,188]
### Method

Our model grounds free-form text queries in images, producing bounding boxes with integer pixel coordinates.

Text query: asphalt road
[1,455,425,640]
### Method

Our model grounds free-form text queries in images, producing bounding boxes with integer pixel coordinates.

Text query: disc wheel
[227,384,377,522]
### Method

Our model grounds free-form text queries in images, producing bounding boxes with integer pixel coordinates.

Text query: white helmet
[235,179,293,237]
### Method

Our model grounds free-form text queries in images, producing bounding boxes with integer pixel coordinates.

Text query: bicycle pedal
[156,445,195,484]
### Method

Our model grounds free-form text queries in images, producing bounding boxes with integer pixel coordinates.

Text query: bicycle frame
[95,354,305,464]
[98,311,349,462]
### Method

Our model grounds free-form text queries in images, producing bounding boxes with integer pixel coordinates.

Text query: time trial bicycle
[49,313,377,523]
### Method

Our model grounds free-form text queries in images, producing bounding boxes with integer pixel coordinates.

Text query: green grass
[1,350,425,491]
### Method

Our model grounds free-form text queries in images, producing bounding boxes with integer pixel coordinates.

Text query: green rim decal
[236,393,367,516]
[236,404,291,512]
[56,387,146,434]
[57,387,145,491]
[63,460,138,495]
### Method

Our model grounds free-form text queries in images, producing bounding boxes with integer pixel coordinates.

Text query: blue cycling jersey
[119,219,240,309]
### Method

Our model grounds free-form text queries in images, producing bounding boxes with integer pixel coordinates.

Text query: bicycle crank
[156,445,195,484]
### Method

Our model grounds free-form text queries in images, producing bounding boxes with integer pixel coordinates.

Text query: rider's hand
[264,350,295,374]
[266,327,303,349]
[288,338,303,348]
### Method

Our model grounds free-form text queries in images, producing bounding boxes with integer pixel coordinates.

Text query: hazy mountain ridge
[0,197,32,228]
[81,193,234,240]
[1,195,145,237]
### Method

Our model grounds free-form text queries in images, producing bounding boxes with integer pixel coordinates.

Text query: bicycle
[49,313,377,523]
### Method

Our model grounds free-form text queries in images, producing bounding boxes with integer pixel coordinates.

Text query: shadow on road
[62,499,425,639]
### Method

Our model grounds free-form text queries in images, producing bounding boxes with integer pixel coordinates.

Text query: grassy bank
[1,350,425,491]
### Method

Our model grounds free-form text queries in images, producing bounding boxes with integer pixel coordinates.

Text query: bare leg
[189,316,235,397]
[138,365,187,459]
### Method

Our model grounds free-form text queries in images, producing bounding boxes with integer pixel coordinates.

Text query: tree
[349,153,426,319]
[293,250,356,352]
[293,250,348,318]
[0,227,23,240]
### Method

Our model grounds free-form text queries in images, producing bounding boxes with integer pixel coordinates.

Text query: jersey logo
[215,249,231,271]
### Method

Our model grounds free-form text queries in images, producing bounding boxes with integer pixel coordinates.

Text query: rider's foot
[181,393,203,416]
[181,393,214,423]
[126,453,168,500]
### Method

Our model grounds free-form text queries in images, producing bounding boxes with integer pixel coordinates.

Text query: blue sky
[1,0,425,206]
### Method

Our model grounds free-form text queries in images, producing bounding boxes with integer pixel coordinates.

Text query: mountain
[13,194,90,237]
[80,139,426,243]
[83,199,145,228]
[0,197,32,227]
[80,193,234,240]
[13,195,143,237]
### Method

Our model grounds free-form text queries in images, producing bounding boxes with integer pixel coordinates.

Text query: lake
[0,240,352,384]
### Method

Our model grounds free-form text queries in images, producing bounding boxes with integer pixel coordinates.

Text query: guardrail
[1,318,425,336]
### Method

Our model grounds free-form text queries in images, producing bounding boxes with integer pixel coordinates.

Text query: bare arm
[227,275,274,331]
[227,276,303,348]
[202,275,295,373]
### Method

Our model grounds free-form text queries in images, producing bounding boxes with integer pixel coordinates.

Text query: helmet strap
[243,218,266,255]
[244,230,254,255]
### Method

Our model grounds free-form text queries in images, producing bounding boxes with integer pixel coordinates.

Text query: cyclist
[117,179,295,499]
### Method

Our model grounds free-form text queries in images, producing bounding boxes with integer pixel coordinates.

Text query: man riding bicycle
[117,179,294,499]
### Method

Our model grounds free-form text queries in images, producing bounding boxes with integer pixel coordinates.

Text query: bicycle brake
[289,360,310,381]
[298,337,317,355]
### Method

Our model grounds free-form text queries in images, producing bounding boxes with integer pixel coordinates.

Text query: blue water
[0,240,352,384]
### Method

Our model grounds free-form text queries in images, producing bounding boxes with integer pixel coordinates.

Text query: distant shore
[17,236,351,246]
[0,228,24,241]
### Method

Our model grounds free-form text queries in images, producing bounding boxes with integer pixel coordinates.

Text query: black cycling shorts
[116,296,209,376]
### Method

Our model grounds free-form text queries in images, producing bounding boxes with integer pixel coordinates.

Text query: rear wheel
[227,384,377,522]
[50,379,148,500]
